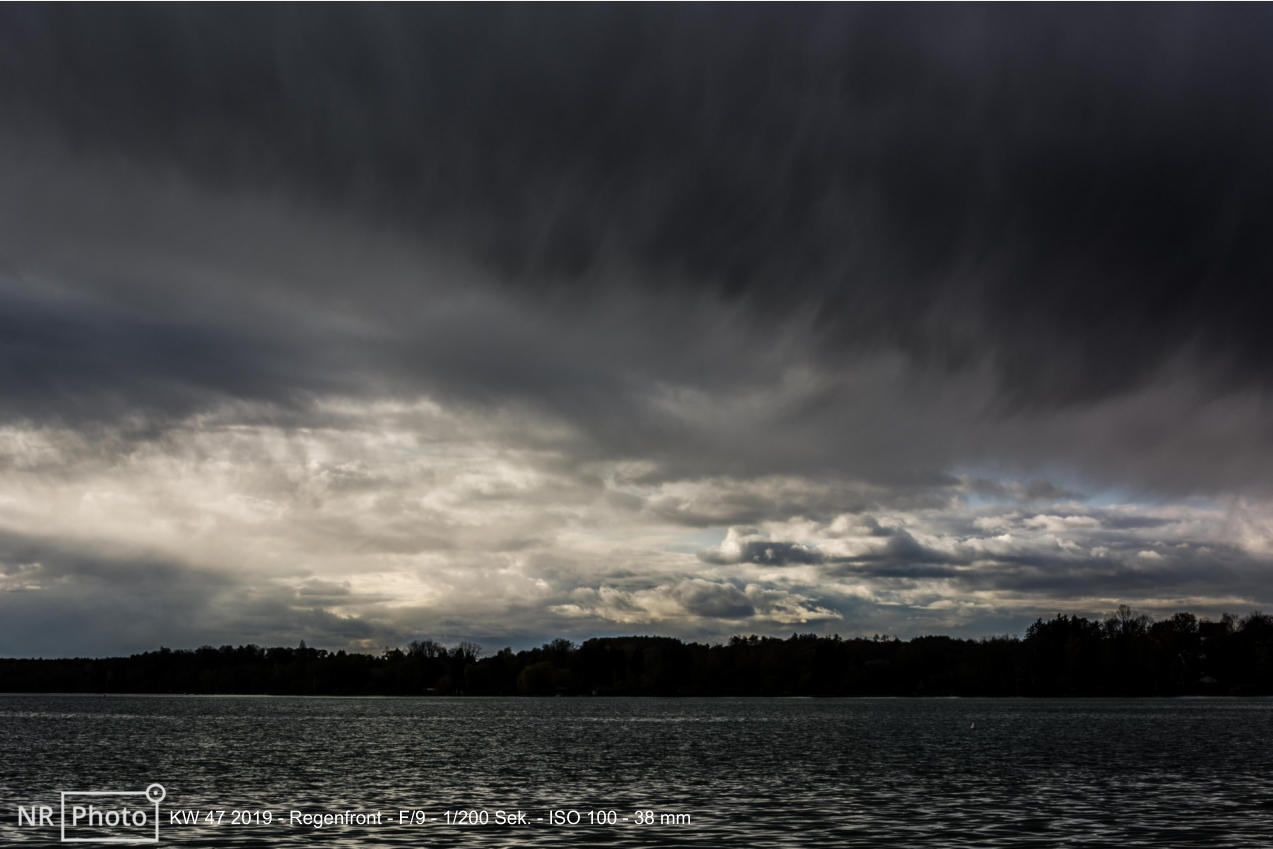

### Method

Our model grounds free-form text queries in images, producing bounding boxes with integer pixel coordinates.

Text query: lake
[1,695,1270,847]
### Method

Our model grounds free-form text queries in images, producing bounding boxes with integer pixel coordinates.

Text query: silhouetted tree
[2,607,1270,696]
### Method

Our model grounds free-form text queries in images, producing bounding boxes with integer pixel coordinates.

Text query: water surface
[2,695,1270,847]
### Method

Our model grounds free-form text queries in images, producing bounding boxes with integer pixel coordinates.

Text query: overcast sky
[2,6,1272,656]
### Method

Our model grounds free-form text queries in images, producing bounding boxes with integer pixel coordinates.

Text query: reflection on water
[2,695,1270,847]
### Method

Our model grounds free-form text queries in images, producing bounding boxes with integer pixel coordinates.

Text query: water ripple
[1,696,1269,847]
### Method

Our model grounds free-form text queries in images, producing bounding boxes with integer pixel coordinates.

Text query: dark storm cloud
[643,476,976,528]
[0,283,338,423]
[4,5,1273,410]
[674,580,755,620]
[942,546,1259,603]
[964,479,1084,504]
[842,529,952,565]
[0,531,392,656]
[698,539,824,567]
[816,514,1273,608]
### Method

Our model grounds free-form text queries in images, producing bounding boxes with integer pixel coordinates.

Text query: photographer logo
[17,783,165,844]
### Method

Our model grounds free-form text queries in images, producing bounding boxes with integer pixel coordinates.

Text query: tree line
[1,607,1270,696]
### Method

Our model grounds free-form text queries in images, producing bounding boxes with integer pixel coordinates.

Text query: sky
[2,6,1272,657]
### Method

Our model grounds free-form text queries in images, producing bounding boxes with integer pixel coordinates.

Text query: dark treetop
[2,608,1270,697]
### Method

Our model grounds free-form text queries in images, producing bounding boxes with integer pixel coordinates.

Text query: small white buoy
[970,720,975,730]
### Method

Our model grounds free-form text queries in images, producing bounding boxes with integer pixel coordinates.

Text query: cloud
[4,135,1273,495]
[0,531,393,656]
[697,527,825,566]
[5,7,1273,397]
[0,7,1272,652]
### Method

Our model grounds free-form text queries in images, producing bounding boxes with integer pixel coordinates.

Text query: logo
[17,783,166,844]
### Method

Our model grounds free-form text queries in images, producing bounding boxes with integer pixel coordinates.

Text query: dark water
[1,695,1270,847]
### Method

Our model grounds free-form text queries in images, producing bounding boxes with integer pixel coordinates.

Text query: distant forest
[2,608,1271,697]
